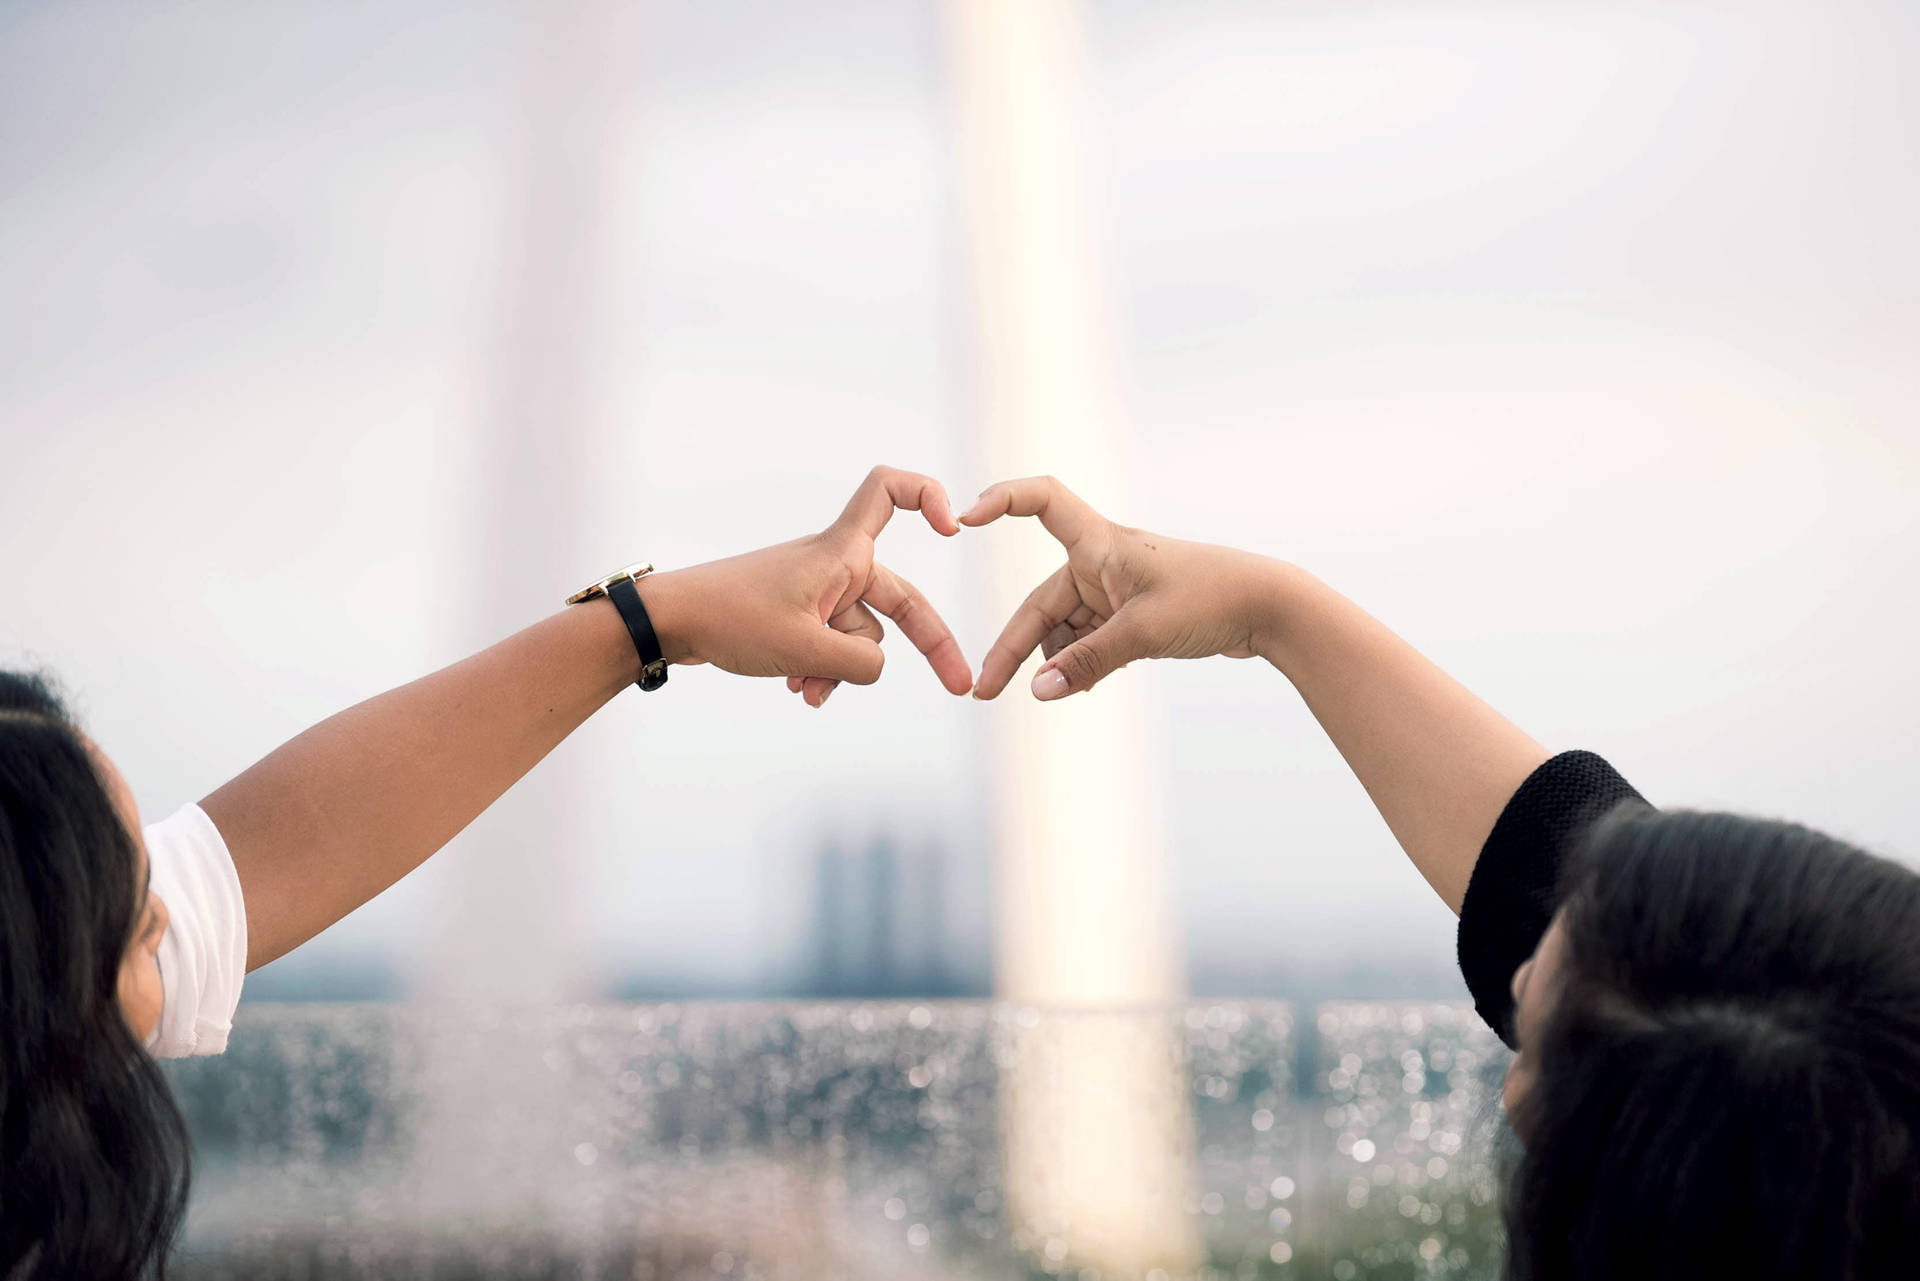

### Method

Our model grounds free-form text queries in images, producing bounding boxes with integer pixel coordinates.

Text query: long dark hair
[0,671,189,1279]
[1505,808,1920,1279]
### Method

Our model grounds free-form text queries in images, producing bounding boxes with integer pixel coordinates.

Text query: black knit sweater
[1457,750,1647,1047]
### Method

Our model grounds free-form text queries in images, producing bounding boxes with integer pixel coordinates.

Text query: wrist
[634,567,702,667]
[1246,558,1315,669]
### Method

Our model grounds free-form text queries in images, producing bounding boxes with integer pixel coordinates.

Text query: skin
[105,466,1561,1118]
[204,467,972,971]
[962,475,1551,912]
[99,468,968,1025]
[1502,911,1569,1120]
[963,474,1561,1108]
[92,742,168,1044]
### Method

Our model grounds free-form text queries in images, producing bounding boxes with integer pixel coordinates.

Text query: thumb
[800,626,887,687]
[1030,605,1155,701]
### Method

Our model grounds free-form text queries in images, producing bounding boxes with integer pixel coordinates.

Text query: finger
[1040,621,1078,660]
[831,465,960,542]
[803,601,886,708]
[1031,602,1158,702]
[799,627,887,686]
[971,564,1078,700]
[828,598,886,645]
[862,563,973,695]
[956,475,1104,552]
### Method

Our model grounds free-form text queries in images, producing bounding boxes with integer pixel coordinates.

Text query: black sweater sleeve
[1457,750,1648,1047]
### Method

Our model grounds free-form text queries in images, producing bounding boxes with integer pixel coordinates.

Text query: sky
[3,0,1916,1001]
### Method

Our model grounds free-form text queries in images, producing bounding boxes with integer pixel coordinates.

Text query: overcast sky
[3,0,1916,1001]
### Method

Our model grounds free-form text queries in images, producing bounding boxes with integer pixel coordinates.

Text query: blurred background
[4,0,1918,1010]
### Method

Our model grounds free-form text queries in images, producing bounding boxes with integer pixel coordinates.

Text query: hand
[961,475,1280,701]
[646,467,974,706]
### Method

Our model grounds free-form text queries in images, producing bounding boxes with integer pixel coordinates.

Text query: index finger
[863,562,974,695]
[956,475,1105,551]
[830,466,961,541]
[973,563,1078,701]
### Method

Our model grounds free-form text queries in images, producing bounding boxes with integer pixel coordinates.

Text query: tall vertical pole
[410,0,640,1234]
[945,1,1199,1274]
[424,0,635,1004]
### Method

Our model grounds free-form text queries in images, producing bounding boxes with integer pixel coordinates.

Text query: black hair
[0,670,189,1279]
[1504,808,1920,1280]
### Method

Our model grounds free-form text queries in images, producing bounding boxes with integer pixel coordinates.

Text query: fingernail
[1032,668,1070,701]
[817,686,833,707]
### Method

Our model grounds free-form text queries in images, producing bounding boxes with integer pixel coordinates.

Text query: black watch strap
[606,575,669,692]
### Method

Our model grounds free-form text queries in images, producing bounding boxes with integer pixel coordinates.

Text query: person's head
[1,669,188,1279]
[1502,807,1920,1280]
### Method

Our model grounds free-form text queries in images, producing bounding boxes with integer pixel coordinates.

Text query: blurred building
[803,838,981,998]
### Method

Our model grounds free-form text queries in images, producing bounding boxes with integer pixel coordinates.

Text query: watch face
[564,581,608,606]
[565,562,654,607]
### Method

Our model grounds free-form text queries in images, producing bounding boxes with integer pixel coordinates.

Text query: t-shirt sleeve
[1457,750,1647,1048]
[144,803,248,1058]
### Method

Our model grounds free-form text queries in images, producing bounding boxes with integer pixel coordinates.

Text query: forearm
[196,465,971,973]
[204,591,649,970]
[959,475,1550,911]
[1252,562,1550,913]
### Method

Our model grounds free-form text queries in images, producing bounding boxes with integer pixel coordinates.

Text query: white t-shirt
[143,804,247,1058]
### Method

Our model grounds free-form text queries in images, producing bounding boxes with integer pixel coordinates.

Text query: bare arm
[209,467,975,970]
[203,600,638,970]
[1250,563,1548,911]
[963,476,1547,912]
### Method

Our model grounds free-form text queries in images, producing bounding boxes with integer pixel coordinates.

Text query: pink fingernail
[1032,669,1070,701]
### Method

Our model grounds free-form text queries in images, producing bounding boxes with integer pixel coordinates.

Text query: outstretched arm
[963,475,1548,912]
[208,467,974,970]
[1249,562,1550,911]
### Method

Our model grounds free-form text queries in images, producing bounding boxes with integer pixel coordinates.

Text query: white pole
[944,1,1199,1273]
[411,0,640,1235]
[423,0,637,1005]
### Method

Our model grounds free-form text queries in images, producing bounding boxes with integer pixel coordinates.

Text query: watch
[566,562,669,692]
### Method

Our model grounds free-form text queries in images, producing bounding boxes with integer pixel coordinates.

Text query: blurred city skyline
[4,0,1917,1002]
